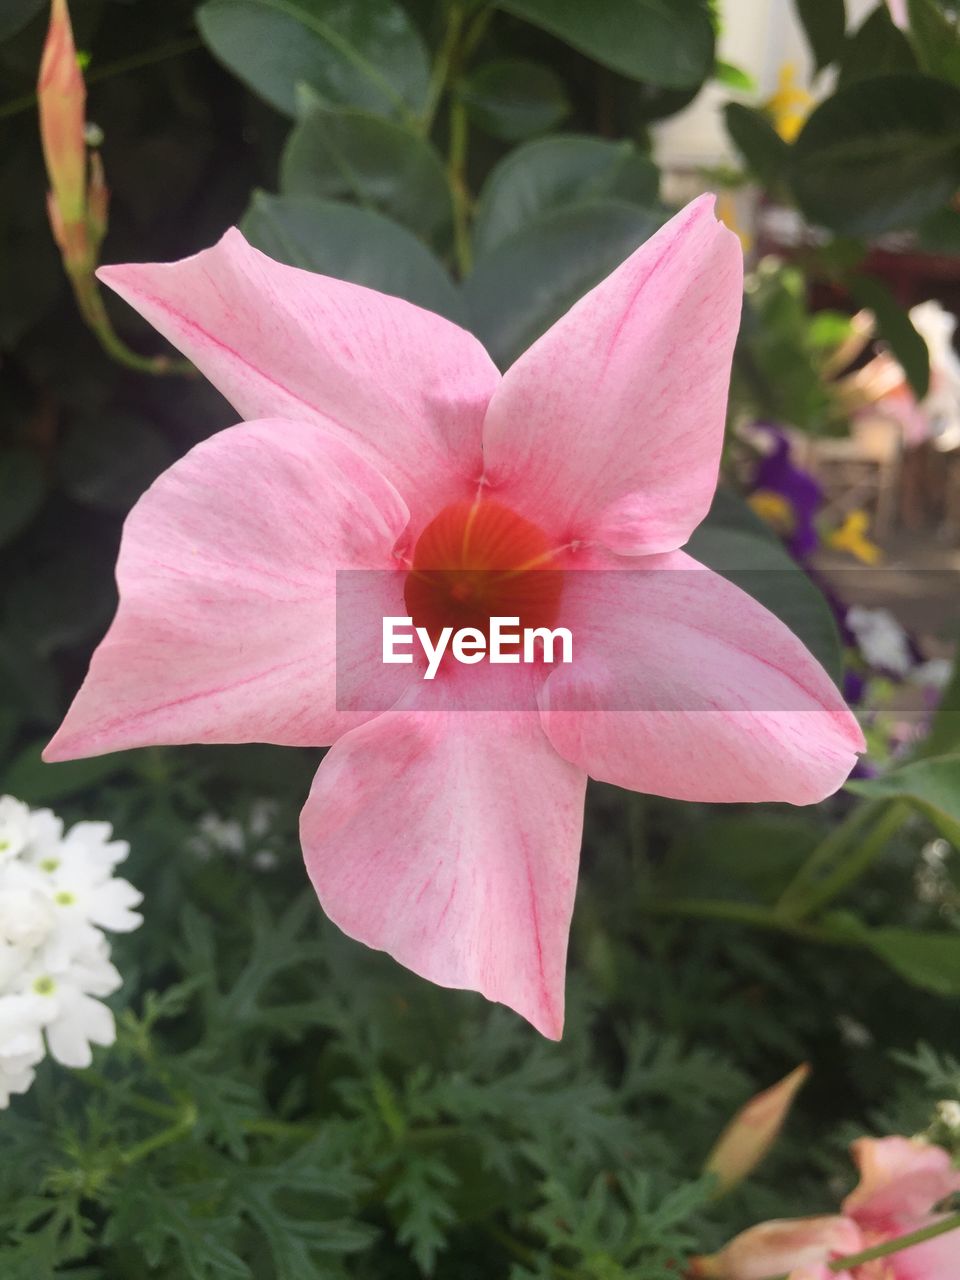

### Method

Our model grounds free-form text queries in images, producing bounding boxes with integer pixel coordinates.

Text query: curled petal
[690,1216,862,1280]
[844,1136,960,1227]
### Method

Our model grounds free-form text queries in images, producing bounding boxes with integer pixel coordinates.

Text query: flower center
[404,499,563,644]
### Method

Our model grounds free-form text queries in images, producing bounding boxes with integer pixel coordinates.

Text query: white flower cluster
[0,795,142,1108]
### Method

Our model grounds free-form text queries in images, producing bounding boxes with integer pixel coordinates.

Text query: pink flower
[692,1136,960,1279]
[841,1137,960,1279]
[45,196,863,1036]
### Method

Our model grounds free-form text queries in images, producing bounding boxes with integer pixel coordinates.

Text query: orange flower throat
[404,499,563,644]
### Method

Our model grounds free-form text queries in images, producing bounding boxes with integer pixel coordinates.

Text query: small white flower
[0,797,141,1103]
[938,1100,960,1130]
[847,605,914,677]
[0,796,32,863]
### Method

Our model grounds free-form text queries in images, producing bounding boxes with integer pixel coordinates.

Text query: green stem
[449,95,472,277]
[419,3,465,135]
[776,799,909,920]
[486,1225,581,1279]
[118,1100,197,1166]
[79,1069,180,1121]
[764,1209,960,1279]
[0,35,202,122]
[70,269,193,376]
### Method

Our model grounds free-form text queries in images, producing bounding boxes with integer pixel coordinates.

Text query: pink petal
[481,194,742,555]
[300,678,586,1038]
[845,1137,960,1227]
[891,1221,960,1279]
[97,229,500,532]
[539,550,864,804]
[45,418,411,762]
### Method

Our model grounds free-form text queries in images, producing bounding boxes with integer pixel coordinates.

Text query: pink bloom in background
[45,196,863,1036]
[693,1136,960,1279]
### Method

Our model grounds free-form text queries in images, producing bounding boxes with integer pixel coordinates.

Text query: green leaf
[848,754,960,844]
[0,449,43,548]
[822,911,960,996]
[58,414,174,512]
[473,134,660,261]
[686,487,844,685]
[790,73,960,234]
[714,60,756,92]
[458,58,569,141]
[464,199,664,367]
[279,104,452,239]
[196,0,430,119]
[837,6,918,88]
[723,103,789,185]
[241,192,465,322]
[848,275,930,400]
[918,205,960,252]
[0,0,44,42]
[907,0,960,85]
[495,0,716,90]
[2,743,131,807]
[796,0,847,71]
[922,659,960,757]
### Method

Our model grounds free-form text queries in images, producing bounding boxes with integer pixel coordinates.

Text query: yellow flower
[765,62,813,143]
[748,489,795,534]
[827,511,883,564]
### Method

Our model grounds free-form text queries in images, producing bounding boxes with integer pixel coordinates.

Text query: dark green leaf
[848,275,930,399]
[847,754,960,844]
[464,199,664,367]
[58,414,174,512]
[241,192,465,322]
[686,487,844,685]
[917,205,960,252]
[0,0,44,42]
[724,103,789,185]
[279,104,452,239]
[0,449,44,548]
[2,742,131,806]
[837,6,918,88]
[790,73,960,234]
[496,0,715,90]
[196,0,430,119]
[822,911,960,996]
[458,58,569,141]
[796,0,847,71]
[473,135,659,260]
[907,0,960,85]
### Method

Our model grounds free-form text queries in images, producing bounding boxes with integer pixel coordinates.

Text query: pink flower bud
[704,1064,810,1195]
[38,0,86,241]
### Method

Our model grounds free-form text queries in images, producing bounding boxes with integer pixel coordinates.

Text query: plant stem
[0,35,202,122]
[70,269,193,376]
[448,95,472,277]
[118,1100,198,1166]
[776,799,909,920]
[419,3,465,135]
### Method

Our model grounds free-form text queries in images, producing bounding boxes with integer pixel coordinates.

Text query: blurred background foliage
[2,0,960,1275]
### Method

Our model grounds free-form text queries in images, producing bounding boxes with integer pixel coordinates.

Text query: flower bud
[704,1063,810,1195]
[38,0,87,260]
